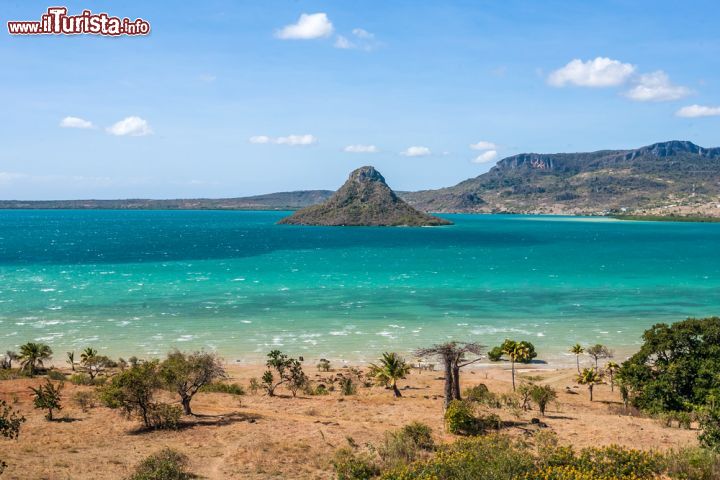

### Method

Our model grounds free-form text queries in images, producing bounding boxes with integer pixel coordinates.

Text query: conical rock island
[278,166,452,226]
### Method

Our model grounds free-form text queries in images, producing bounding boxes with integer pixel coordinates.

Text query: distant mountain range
[2,141,719,217]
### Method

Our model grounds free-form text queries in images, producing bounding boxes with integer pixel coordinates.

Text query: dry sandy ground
[0,363,698,480]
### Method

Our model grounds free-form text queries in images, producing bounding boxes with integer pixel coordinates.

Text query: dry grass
[0,364,698,479]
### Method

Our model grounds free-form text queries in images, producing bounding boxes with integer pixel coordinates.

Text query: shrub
[199,382,245,395]
[464,384,501,408]
[1,399,26,473]
[318,358,332,372]
[664,447,720,480]
[47,369,66,381]
[29,380,62,420]
[262,350,306,396]
[379,422,435,468]
[530,384,558,416]
[699,407,720,451]
[340,377,357,396]
[248,377,260,395]
[128,448,192,480]
[333,447,380,480]
[146,403,182,430]
[72,390,96,412]
[444,400,499,436]
[69,372,104,386]
[380,435,536,480]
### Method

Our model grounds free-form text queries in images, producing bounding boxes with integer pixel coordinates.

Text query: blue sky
[1,0,719,199]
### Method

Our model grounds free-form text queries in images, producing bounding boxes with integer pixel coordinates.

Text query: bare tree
[415,342,484,409]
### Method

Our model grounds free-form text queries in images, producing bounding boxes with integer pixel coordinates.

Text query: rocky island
[278,166,452,226]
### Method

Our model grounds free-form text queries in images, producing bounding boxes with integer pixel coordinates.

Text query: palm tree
[577,367,602,401]
[502,340,531,391]
[80,347,97,364]
[605,361,619,392]
[570,344,584,373]
[19,342,53,377]
[368,352,411,398]
[66,351,75,371]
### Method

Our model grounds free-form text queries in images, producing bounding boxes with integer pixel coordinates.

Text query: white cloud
[59,116,94,129]
[344,144,379,153]
[276,13,333,40]
[249,134,317,146]
[548,57,636,87]
[275,134,317,145]
[472,150,498,163]
[334,35,353,49]
[334,28,379,50]
[0,172,27,185]
[401,146,431,157]
[676,104,720,118]
[352,28,374,39]
[470,141,497,151]
[199,73,217,83]
[624,71,691,102]
[106,116,153,136]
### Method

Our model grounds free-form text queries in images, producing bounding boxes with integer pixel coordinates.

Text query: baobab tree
[415,342,484,409]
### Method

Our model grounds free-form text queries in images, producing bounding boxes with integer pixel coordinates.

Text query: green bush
[379,422,435,467]
[47,369,66,381]
[146,403,182,430]
[464,384,501,408]
[571,445,663,479]
[444,400,500,436]
[128,448,192,480]
[664,447,720,480]
[333,447,380,480]
[699,407,720,452]
[380,435,536,480]
[199,382,245,395]
[340,377,357,396]
[530,384,557,416]
[488,346,504,362]
[69,372,104,386]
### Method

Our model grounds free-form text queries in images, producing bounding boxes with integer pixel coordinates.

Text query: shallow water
[1,210,719,365]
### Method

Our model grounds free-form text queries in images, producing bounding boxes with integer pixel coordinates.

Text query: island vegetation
[2,318,720,478]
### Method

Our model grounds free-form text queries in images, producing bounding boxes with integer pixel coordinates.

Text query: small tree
[699,407,720,452]
[82,355,113,379]
[492,339,535,391]
[100,360,162,428]
[569,344,584,373]
[0,399,26,474]
[160,350,226,415]
[29,380,63,420]
[18,342,52,376]
[262,350,306,396]
[368,352,411,398]
[586,344,612,371]
[66,351,75,371]
[317,358,332,372]
[530,384,557,416]
[577,368,603,401]
[605,361,619,392]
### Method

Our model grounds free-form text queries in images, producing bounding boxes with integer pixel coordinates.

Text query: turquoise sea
[1,210,719,365]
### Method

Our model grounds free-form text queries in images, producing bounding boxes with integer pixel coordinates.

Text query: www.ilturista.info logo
[7,7,150,36]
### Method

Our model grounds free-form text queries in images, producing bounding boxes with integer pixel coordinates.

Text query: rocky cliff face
[278,166,452,226]
[402,141,720,216]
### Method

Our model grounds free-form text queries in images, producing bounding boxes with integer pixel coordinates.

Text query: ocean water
[1,210,719,365]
